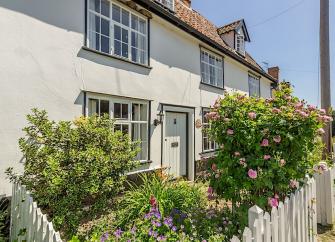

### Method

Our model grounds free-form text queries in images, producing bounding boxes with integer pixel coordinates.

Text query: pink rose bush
[204,82,330,227]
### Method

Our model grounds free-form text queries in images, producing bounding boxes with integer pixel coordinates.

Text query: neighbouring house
[0,0,279,195]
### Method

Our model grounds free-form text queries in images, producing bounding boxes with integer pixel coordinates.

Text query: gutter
[132,0,277,83]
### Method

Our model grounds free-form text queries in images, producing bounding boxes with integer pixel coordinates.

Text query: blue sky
[192,0,334,107]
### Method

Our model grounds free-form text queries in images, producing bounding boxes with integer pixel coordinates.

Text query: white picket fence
[10,183,62,242]
[315,166,335,225]
[230,177,317,242]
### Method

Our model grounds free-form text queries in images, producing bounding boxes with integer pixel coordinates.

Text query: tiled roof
[173,0,266,75]
[217,19,243,35]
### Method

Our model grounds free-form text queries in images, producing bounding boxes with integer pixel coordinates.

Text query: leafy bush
[117,173,205,227]
[205,82,332,226]
[0,197,9,241]
[6,109,139,237]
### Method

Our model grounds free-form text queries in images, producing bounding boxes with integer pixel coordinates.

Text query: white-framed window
[87,0,148,65]
[88,95,149,161]
[155,0,174,11]
[248,74,260,97]
[201,49,224,88]
[202,109,218,152]
[236,34,245,55]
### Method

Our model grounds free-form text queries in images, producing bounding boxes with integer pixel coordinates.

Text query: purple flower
[148,228,153,236]
[157,235,167,241]
[131,226,136,235]
[172,226,177,231]
[152,220,162,227]
[114,229,123,239]
[163,217,173,227]
[100,232,109,242]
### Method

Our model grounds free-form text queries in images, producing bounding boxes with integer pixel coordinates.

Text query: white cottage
[0,0,278,195]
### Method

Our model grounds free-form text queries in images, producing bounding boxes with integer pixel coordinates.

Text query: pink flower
[317,128,325,135]
[322,115,333,123]
[211,163,217,171]
[290,179,298,189]
[234,152,240,157]
[308,105,316,111]
[272,108,281,114]
[320,109,326,115]
[261,139,269,147]
[279,159,286,167]
[284,95,292,101]
[264,155,271,160]
[273,135,281,143]
[294,102,303,109]
[227,129,234,135]
[207,187,214,200]
[248,169,257,179]
[205,112,220,121]
[248,112,257,120]
[268,197,279,208]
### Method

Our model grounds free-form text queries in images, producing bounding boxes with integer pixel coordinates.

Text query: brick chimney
[181,0,191,7]
[268,66,280,80]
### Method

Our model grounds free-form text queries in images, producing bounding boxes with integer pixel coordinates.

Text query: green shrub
[116,173,205,228]
[205,82,332,227]
[6,109,139,237]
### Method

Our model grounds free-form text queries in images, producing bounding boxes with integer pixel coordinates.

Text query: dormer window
[155,0,175,11]
[236,34,245,55]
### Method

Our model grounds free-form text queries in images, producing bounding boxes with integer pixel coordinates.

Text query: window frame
[248,74,261,97]
[86,93,150,162]
[155,0,175,11]
[200,48,224,89]
[86,0,149,66]
[201,108,218,153]
[235,34,245,56]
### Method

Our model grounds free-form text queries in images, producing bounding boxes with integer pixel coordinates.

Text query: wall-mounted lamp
[154,110,164,126]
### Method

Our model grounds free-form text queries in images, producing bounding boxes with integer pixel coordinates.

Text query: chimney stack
[268,66,280,80]
[181,0,191,7]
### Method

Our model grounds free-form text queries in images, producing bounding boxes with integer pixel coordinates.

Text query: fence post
[242,227,252,242]
[248,205,264,242]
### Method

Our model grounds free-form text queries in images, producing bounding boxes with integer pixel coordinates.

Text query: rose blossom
[279,159,286,167]
[290,179,298,189]
[234,151,241,157]
[264,155,271,160]
[294,102,303,109]
[211,163,217,171]
[307,105,316,111]
[248,169,257,179]
[320,109,326,114]
[273,135,281,143]
[248,112,257,120]
[268,197,279,208]
[261,139,269,147]
[227,129,234,135]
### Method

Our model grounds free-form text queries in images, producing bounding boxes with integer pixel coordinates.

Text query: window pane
[101,35,110,53]
[122,104,128,119]
[101,18,110,36]
[140,104,147,121]
[122,9,129,26]
[122,124,129,135]
[89,13,100,32]
[131,47,137,62]
[112,4,121,22]
[114,40,121,55]
[88,98,99,116]
[122,43,128,58]
[131,14,138,30]
[132,103,140,121]
[115,124,121,131]
[100,100,109,116]
[89,0,100,12]
[114,103,121,118]
[139,19,146,34]
[122,28,128,42]
[114,25,121,40]
[131,123,140,141]
[101,0,110,17]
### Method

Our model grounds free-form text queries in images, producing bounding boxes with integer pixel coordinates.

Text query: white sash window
[87,0,148,65]
[201,49,224,88]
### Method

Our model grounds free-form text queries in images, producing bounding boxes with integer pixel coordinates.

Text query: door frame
[160,103,195,180]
